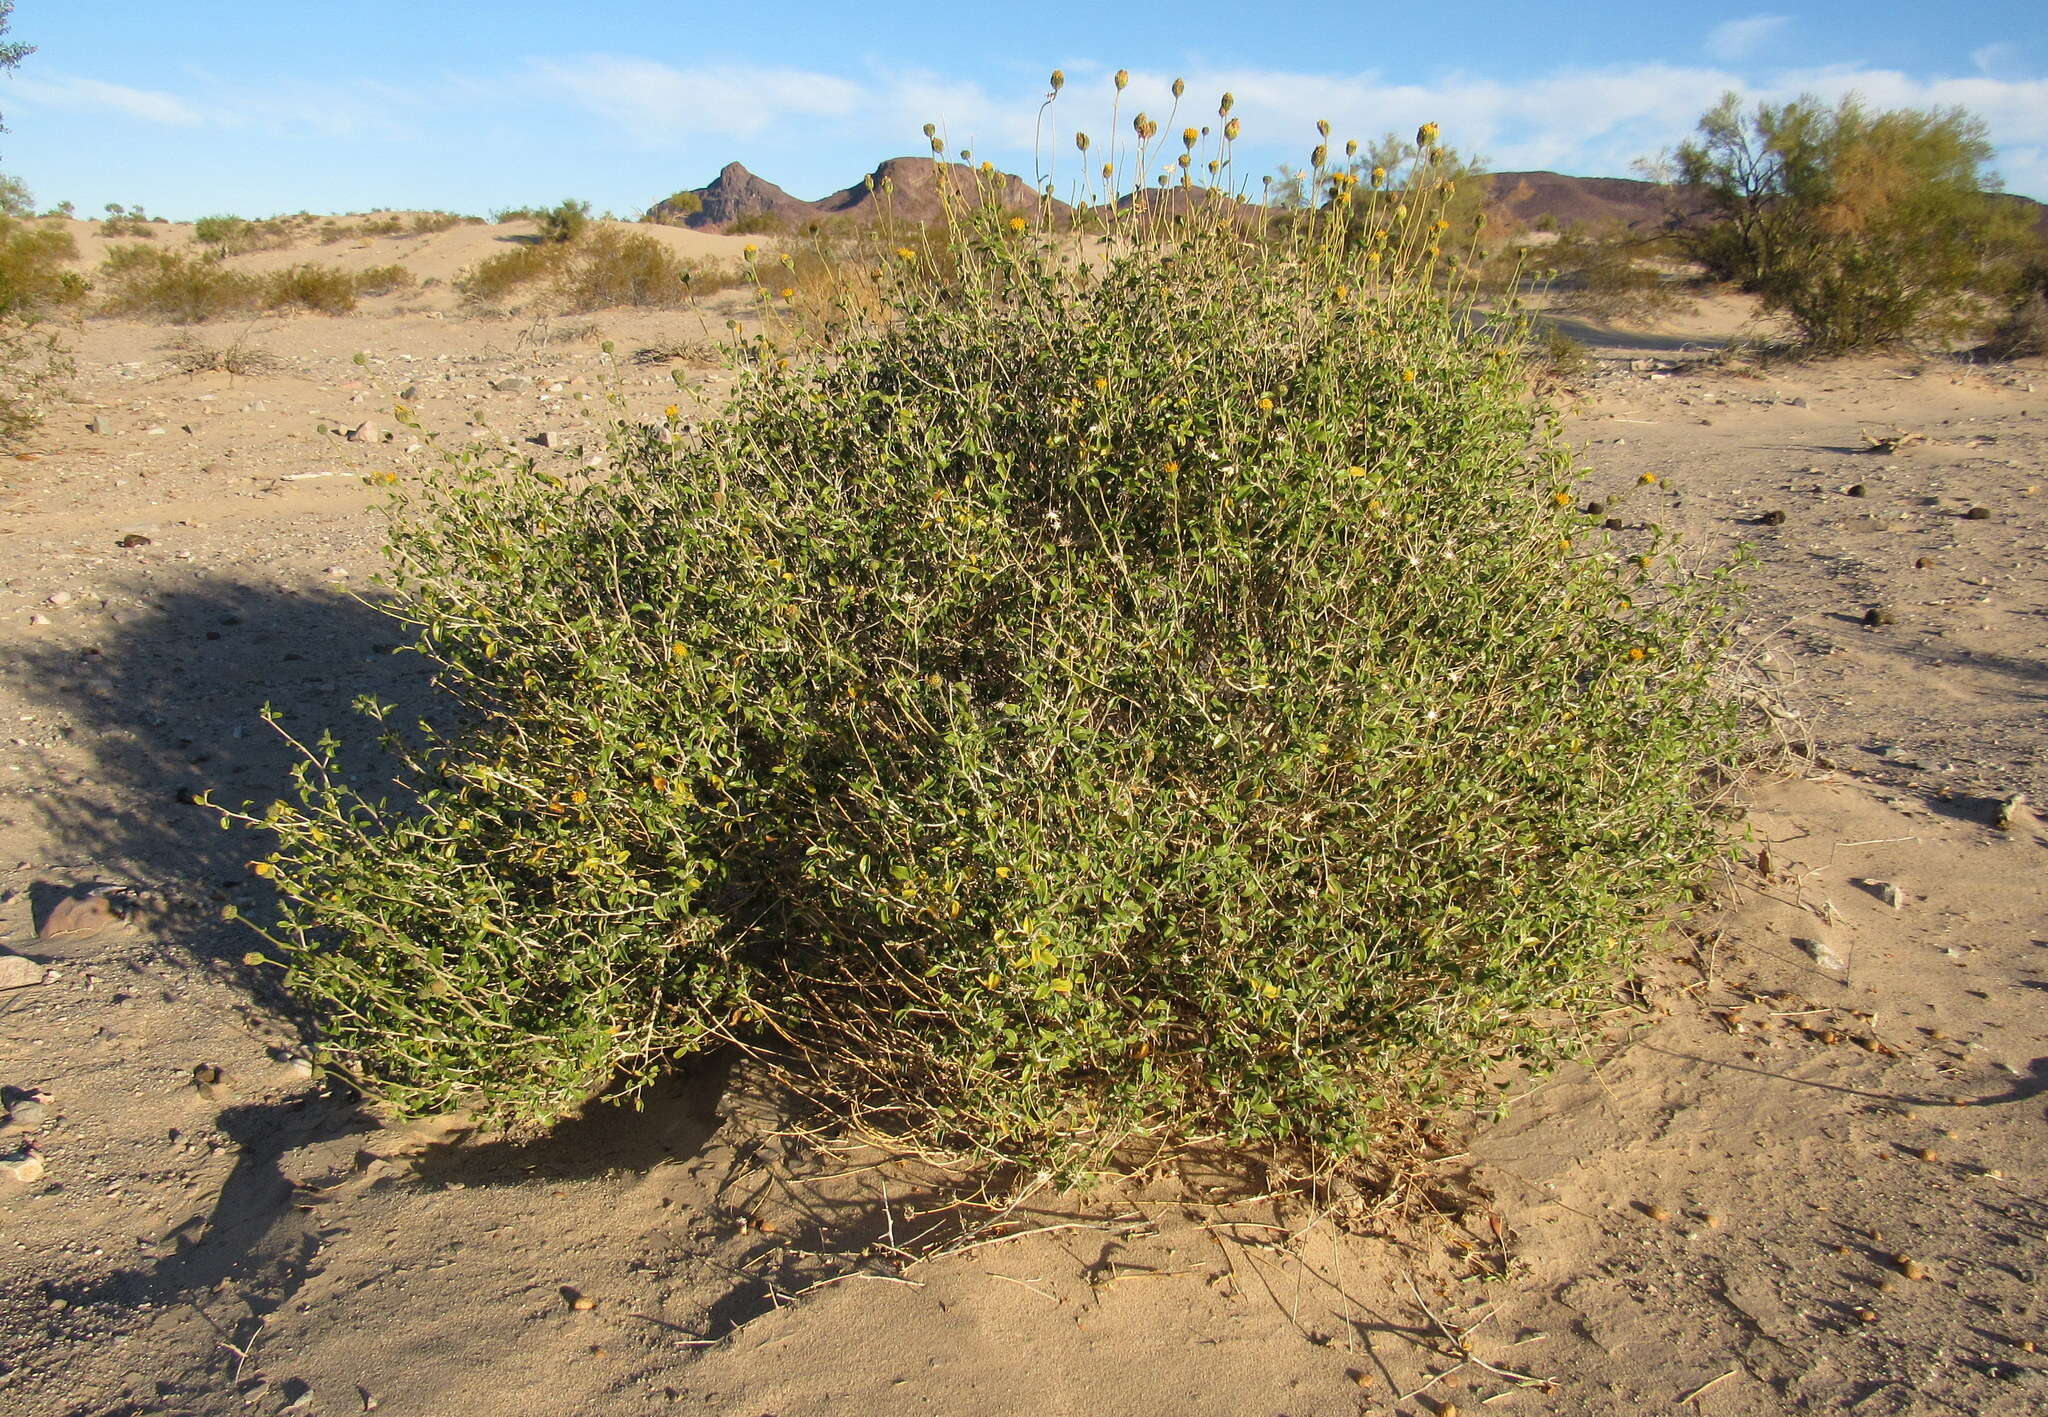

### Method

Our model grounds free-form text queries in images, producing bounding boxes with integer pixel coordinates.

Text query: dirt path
[1,298,2042,1417]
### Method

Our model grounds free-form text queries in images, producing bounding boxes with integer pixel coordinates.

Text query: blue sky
[4,2,2043,219]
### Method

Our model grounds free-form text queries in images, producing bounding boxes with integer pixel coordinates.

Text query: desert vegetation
[239,92,1743,1178]
[95,245,418,321]
[457,222,747,312]
[1672,91,2043,352]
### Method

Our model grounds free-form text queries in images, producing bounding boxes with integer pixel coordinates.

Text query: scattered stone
[1644,1202,1672,1222]
[1583,500,1606,515]
[38,890,124,940]
[8,1097,48,1127]
[191,1064,228,1102]
[86,415,111,434]
[398,385,420,401]
[116,533,152,548]
[347,420,382,443]
[1786,396,1808,408]
[1994,793,2030,831]
[1963,506,1991,520]
[1913,556,1938,569]
[534,430,574,450]
[1913,1149,1938,1164]
[491,376,531,392]
[27,613,48,626]
[1762,509,1787,525]
[1863,606,1896,627]
[1871,881,1904,909]
[45,590,73,607]
[571,1295,595,1311]
[324,565,350,578]
[1895,1255,1927,1280]
[0,954,47,990]
[1796,937,1844,971]
[0,1146,44,1184]
[1845,484,1868,498]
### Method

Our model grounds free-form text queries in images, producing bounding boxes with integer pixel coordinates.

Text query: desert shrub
[1676,91,2036,351]
[726,210,789,236]
[0,216,84,312]
[261,263,359,314]
[0,213,76,440]
[98,245,261,321]
[99,202,157,238]
[0,172,31,217]
[159,329,284,377]
[459,227,742,312]
[455,240,568,306]
[539,199,591,245]
[245,108,1740,1166]
[193,214,295,256]
[408,211,476,236]
[651,190,703,224]
[351,262,417,296]
[1541,233,1696,325]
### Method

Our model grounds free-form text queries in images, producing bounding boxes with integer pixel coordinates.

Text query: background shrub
[262,262,359,313]
[98,245,260,321]
[193,214,295,256]
[458,225,742,312]
[1676,91,2037,351]
[248,118,1739,1168]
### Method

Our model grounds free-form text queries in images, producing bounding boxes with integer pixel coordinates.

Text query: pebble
[491,376,531,392]
[1994,794,2029,831]
[1845,483,1868,498]
[86,415,111,434]
[1963,506,1991,520]
[571,1295,595,1311]
[45,590,73,607]
[117,533,152,548]
[27,613,48,625]
[535,430,574,450]
[8,1097,49,1127]
[1914,1147,1939,1163]
[1865,880,1904,909]
[191,1064,228,1101]
[0,954,46,991]
[347,420,382,443]
[1644,1203,1671,1222]
[1797,937,1844,971]
[1863,606,1896,627]
[1762,509,1787,525]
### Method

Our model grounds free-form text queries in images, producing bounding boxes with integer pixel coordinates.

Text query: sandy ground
[0,226,2044,1417]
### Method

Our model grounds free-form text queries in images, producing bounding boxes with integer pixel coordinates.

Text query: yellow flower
[1558,537,1572,551]
[1553,491,1571,507]
[1336,284,1350,300]
[664,403,680,419]
[1223,118,1240,142]
[1346,466,1367,477]
[742,243,758,258]
[896,246,916,261]
[569,790,587,805]
[1628,647,1646,660]
[670,642,690,658]
[779,286,795,299]
[1163,460,1180,474]
[1094,376,1109,391]
[1115,68,1130,91]
[1182,126,1199,149]
[1371,165,1387,186]
[1257,396,1274,411]
[1639,472,1658,485]
[250,860,275,878]
[1401,369,1416,382]
[1417,121,1440,147]
[1008,216,1027,232]
[995,865,1011,878]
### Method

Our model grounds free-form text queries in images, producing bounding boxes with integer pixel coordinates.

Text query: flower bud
[1219,92,1235,116]
[1115,69,1130,91]
[1050,69,1065,93]
[1223,117,1240,142]
[1417,121,1440,147]
[1076,131,1091,151]
[1317,118,1331,138]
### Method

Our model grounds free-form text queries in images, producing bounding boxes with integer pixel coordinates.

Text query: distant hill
[650,160,2048,241]
[644,158,1068,232]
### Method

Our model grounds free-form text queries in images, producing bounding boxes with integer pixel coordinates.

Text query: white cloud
[8,74,203,125]
[1707,16,1792,63]
[531,56,865,145]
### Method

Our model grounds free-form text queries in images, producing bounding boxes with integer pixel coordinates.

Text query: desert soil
[0,223,2043,1417]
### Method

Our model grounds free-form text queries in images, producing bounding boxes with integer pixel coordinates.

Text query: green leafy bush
[193,214,295,256]
[246,114,1739,1168]
[262,262,360,313]
[0,214,77,440]
[1676,91,2036,351]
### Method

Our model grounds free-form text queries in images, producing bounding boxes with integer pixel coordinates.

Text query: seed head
[1224,118,1241,142]
[922,122,937,138]
[1049,69,1065,93]
[1115,68,1130,91]
[1219,92,1235,116]
[1345,138,1359,157]
[930,137,944,154]
[1076,131,1091,151]
[1172,77,1186,98]
[1311,144,1328,168]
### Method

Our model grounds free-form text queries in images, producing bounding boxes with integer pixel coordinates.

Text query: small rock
[0,1146,45,1184]
[1786,396,1808,408]
[1796,937,1844,971]
[38,891,123,940]
[571,1295,595,1311]
[1963,506,1991,520]
[1913,556,1938,569]
[534,430,574,450]
[1863,606,1896,627]
[324,565,350,578]
[398,385,419,401]
[1873,881,1904,909]
[491,376,530,392]
[1845,483,1868,498]
[8,1097,48,1127]
[46,590,73,607]
[27,613,49,626]
[1761,509,1787,525]
[0,953,48,990]
[86,415,111,434]
[191,1064,228,1101]
[1994,794,2029,831]
[116,533,152,548]
[283,1058,314,1082]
